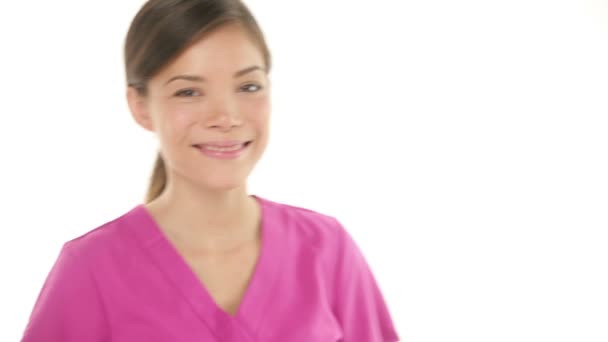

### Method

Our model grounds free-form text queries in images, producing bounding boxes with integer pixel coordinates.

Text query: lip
[196,140,248,148]
[193,141,252,160]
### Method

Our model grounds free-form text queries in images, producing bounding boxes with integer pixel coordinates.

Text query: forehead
[160,24,264,76]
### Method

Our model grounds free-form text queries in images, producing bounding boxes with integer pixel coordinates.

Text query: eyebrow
[165,65,266,85]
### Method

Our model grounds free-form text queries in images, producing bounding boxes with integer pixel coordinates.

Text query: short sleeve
[21,242,109,341]
[331,219,400,342]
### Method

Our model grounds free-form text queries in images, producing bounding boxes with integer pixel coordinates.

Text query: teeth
[200,143,244,152]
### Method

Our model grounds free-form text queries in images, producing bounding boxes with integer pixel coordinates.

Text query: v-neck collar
[124,194,285,340]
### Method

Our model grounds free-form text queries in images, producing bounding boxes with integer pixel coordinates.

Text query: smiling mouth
[192,140,253,159]
[193,141,252,151]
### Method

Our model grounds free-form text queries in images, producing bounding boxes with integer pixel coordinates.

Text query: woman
[21,0,399,341]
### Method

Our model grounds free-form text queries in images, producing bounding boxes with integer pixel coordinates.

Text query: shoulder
[21,209,127,341]
[259,196,350,253]
[60,205,141,262]
[267,198,340,227]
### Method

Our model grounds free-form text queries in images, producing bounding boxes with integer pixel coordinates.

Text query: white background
[1,0,607,341]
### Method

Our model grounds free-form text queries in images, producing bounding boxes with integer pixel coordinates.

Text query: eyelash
[174,83,263,97]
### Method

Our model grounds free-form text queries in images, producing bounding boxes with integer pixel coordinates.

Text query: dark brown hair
[124,0,272,204]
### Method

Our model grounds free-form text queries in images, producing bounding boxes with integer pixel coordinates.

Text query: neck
[144,177,260,251]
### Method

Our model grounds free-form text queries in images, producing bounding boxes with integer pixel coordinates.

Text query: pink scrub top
[21,195,400,341]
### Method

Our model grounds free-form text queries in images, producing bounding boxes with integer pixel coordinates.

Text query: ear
[126,86,155,132]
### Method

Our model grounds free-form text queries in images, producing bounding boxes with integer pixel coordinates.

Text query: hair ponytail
[145,151,167,203]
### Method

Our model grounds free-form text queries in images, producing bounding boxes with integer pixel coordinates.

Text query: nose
[204,96,243,131]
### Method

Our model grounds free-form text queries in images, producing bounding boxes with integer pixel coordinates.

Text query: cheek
[156,104,198,137]
[172,110,197,128]
[243,97,271,125]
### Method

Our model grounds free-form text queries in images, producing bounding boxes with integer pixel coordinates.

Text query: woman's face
[128,23,271,191]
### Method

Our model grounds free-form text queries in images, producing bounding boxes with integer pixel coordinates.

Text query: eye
[240,83,263,93]
[174,89,200,97]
